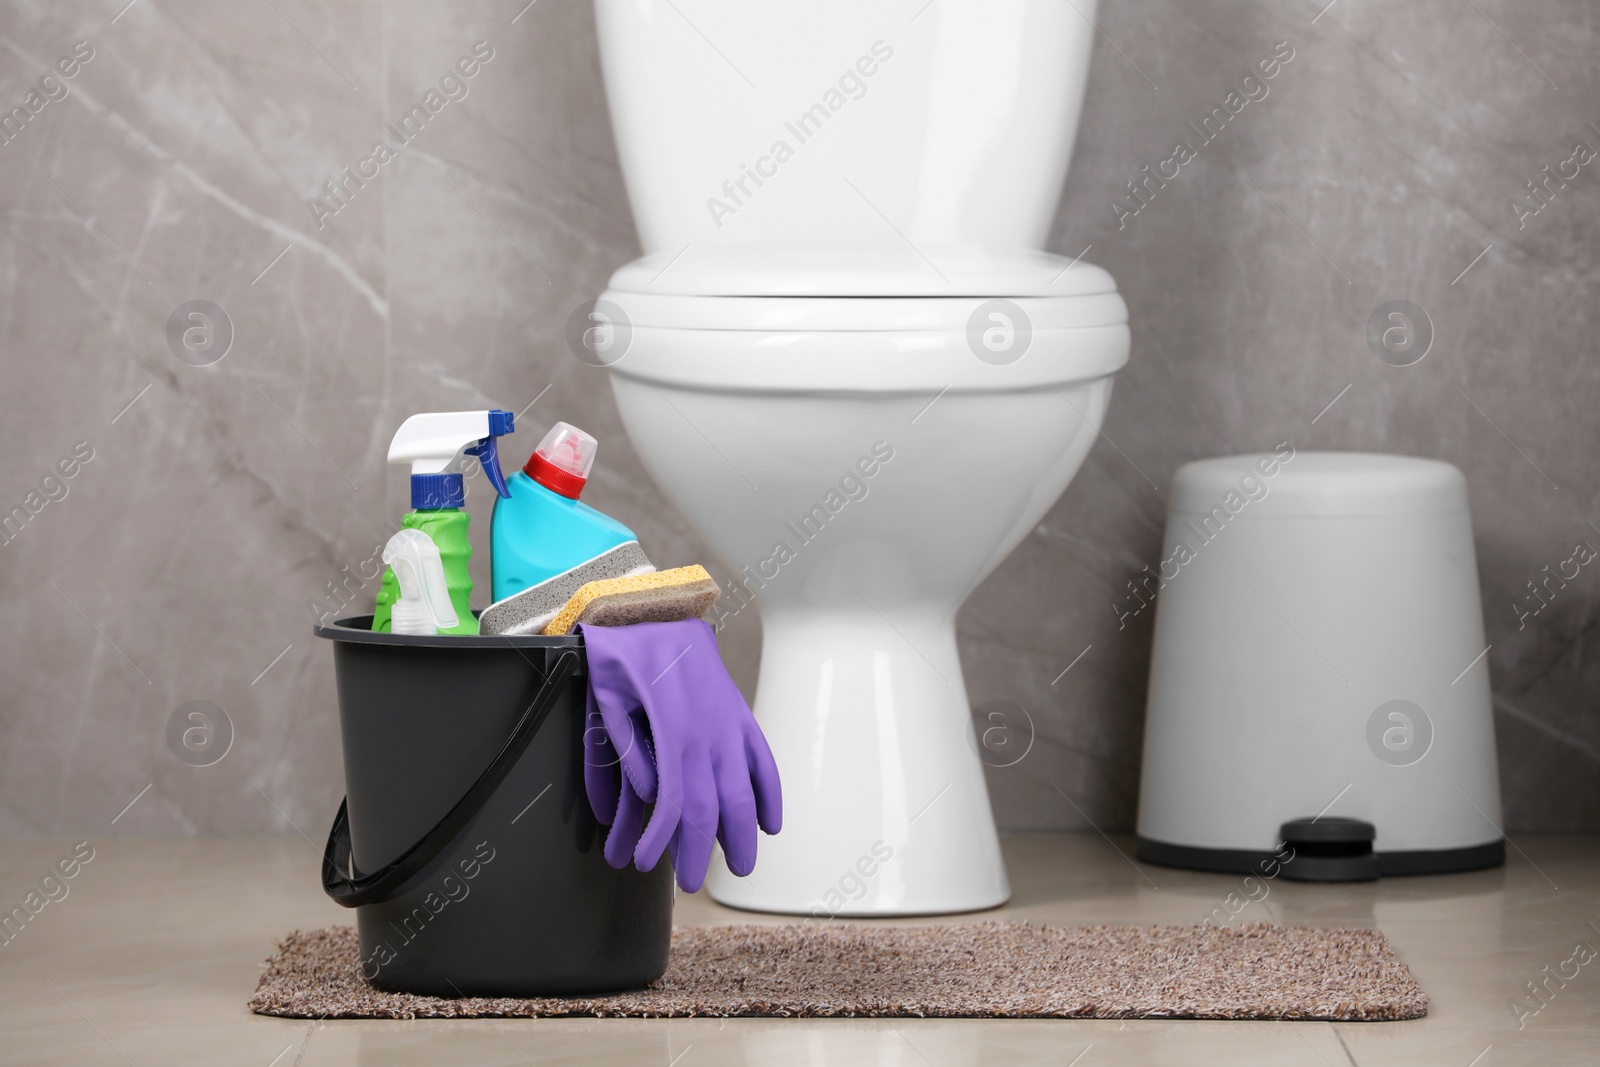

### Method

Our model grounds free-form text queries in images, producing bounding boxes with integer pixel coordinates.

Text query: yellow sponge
[541,565,721,636]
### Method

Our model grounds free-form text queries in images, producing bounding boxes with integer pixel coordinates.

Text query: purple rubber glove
[582,684,653,869]
[578,619,782,892]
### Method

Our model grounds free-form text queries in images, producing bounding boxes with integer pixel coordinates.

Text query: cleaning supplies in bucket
[373,409,515,635]
[579,619,783,893]
[491,421,638,602]
[381,529,459,636]
[355,407,775,894]
[313,618,674,996]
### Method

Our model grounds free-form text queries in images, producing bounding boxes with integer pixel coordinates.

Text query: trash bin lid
[1169,451,1469,518]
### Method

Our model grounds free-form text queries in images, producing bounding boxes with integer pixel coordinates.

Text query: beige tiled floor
[1,834,1597,1065]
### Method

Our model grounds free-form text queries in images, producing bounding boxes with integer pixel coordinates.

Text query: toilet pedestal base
[705,610,1010,916]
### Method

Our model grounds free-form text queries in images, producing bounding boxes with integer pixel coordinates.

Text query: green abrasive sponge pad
[479,541,655,637]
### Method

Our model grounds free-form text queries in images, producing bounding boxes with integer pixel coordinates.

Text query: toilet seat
[603,244,1128,333]
[598,245,1130,390]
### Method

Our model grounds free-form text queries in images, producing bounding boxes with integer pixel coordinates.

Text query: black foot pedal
[1277,817,1379,882]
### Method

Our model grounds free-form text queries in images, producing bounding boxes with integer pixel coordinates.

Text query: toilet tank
[594,0,1097,253]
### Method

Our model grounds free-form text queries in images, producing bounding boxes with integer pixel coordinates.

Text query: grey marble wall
[0,0,1595,839]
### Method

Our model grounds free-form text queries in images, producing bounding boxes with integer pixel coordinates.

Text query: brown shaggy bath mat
[250,923,1426,1021]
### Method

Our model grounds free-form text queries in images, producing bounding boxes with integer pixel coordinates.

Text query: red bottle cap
[523,422,596,499]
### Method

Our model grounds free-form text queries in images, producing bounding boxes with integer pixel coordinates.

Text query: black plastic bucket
[314,615,674,997]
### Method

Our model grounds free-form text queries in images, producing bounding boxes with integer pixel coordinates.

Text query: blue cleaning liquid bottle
[491,421,637,602]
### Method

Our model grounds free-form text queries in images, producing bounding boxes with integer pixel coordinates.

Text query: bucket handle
[320,647,582,908]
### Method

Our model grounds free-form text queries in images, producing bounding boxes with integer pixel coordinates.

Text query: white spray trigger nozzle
[383,529,459,635]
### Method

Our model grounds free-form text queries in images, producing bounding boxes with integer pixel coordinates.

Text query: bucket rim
[315,614,586,651]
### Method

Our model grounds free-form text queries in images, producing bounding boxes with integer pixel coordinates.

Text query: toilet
[591,0,1128,914]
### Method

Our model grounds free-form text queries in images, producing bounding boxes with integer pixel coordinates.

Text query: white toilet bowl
[598,246,1128,913]
[590,0,1121,913]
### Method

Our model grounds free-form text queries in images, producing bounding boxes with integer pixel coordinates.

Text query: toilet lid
[602,245,1127,331]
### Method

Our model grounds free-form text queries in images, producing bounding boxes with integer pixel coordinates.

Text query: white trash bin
[1134,451,1504,880]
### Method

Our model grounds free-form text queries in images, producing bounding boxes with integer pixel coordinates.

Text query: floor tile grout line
[1293,1023,1340,1067]
[1330,1022,1359,1067]
[291,1020,318,1067]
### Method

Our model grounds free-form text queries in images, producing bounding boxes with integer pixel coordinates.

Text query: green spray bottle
[372,409,514,634]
